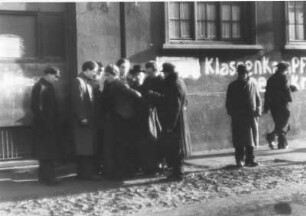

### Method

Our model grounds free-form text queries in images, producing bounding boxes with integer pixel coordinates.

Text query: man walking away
[226,64,261,168]
[263,62,298,149]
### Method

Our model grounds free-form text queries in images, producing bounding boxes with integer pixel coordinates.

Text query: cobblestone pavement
[1,159,306,216]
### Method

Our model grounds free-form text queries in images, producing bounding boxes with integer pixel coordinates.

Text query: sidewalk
[2,137,305,173]
[1,138,306,186]
[184,137,306,172]
[0,138,306,215]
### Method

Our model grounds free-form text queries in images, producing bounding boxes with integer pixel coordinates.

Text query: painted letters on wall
[158,56,306,92]
[204,57,306,92]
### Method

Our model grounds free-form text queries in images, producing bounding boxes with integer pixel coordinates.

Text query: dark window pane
[0,14,36,58]
[41,13,65,59]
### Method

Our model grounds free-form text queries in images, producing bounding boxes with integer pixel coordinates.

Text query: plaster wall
[121,2,306,151]
[75,2,306,152]
[75,2,121,71]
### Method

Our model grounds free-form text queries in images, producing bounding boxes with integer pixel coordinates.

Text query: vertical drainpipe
[119,2,127,58]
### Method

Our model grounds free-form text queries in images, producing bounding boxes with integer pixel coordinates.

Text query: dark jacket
[109,79,141,119]
[31,78,58,160]
[264,72,292,111]
[141,75,165,105]
[72,73,95,156]
[162,72,191,157]
[138,75,164,139]
[163,73,187,132]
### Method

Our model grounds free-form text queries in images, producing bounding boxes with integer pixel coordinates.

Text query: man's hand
[290,85,298,92]
[136,91,142,98]
[80,118,89,126]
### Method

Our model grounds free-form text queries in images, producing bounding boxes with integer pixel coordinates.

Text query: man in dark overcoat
[160,62,188,181]
[31,66,61,185]
[138,61,165,174]
[226,64,261,168]
[108,63,142,179]
[100,64,120,179]
[72,61,98,179]
[263,62,297,149]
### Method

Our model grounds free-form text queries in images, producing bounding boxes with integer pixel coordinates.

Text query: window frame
[285,1,306,50]
[163,2,262,50]
[0,10,65,62]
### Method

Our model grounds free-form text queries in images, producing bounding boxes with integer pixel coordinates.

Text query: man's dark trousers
[267,104,290,149]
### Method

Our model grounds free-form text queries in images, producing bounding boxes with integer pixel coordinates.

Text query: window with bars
[287,1,306,41]
[165,2,255,47]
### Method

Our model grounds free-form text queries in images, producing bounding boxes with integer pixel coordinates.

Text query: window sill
[163,43,263,50]
[0,57,65,63]
[284,44,306,50]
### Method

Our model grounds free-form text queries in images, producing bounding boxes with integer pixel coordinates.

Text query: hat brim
[238,70,250,74]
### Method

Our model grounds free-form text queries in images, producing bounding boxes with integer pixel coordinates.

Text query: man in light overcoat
[72,61,98,179]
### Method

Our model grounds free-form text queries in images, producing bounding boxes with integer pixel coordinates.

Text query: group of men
[31,59,188,185]
[31,58,296,185]
[226,62,297,168]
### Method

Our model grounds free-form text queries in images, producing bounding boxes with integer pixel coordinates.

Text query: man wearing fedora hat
[160,62,188,181]
[226,64,261,168]
[264,61,298,149]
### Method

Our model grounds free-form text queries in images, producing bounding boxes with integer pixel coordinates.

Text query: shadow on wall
[128,2,163,64]
[129,47,157,64]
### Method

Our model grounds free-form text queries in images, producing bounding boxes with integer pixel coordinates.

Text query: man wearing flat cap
[160,62,188,180]
[226,64,261,168]
[31,66,61,185]
[264,61,297,149]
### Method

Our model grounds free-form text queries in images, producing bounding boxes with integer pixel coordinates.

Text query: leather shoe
[245,161,260,167]
[236,161,244,168]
